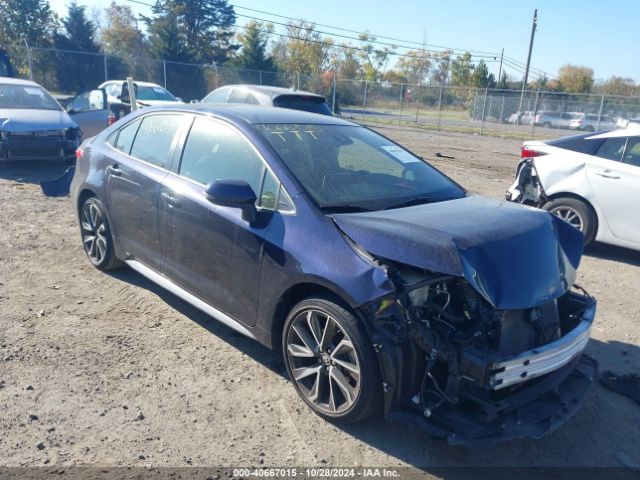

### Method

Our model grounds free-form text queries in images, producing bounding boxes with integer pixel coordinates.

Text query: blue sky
[49,0,640,82]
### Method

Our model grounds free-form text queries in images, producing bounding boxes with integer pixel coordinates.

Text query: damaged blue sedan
[71,105,597,444]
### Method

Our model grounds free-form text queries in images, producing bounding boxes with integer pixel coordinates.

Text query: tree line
[0,0,637,100]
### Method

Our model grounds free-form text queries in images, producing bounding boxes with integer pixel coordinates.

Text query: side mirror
[204,179,258,224]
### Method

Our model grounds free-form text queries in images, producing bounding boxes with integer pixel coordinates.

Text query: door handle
[161,191,181,208]
[594,169,620,179]
[106,164,122,176]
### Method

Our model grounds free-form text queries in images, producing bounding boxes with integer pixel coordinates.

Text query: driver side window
[179,117,266,203]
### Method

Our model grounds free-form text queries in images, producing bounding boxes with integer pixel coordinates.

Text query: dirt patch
[1,128,639,472]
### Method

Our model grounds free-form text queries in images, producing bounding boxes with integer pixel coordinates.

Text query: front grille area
[1,132,74,160]
[7,137,63,158]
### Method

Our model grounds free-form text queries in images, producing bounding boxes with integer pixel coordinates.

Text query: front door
[159,116,279,325]
[587,135,640,244]
[66,89,108,138]
[105,113,184,270]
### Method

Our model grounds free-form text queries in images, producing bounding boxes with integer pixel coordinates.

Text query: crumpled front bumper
[506,158,544,205]
[390,354,597,445]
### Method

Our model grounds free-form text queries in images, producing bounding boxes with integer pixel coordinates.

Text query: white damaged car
[506,128,640,250]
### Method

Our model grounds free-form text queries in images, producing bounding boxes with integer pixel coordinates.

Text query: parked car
[71,104,597,444]
[0,78,82,162]
[507,111,534,125]
[570,113,616,131]
[202,84,333,115]
[99,80,181,106]
[506,128,640,250]
[616,117,640,129]
[534,111,580,129]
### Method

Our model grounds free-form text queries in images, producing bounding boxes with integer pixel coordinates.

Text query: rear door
[159,116,281,325]
[104,113,185,270]
[586,135,640,243]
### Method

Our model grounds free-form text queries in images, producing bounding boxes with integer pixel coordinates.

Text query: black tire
[544,197,597,245]
[584,125,594,132]
[79,197,123,270]
[543,122,552,129]
[282,295,381,423]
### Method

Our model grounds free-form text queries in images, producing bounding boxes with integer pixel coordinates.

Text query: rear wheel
[79,197,123,270]
[543,121,552,129]
[282,296,380,423]
[544,197,597,245]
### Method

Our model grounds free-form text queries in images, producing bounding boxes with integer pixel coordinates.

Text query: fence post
[479,88,488,135]
[415,86,421,124]
[399,83,404,124]
[331,73,337,115]
[24,40,33,80]
[472,90,478,121]
[259,70,263,86]
[296,71,300,90]
[596,94,605,130]
[437,79,445,130]
[103,54,108,81]
[500,94,506,123]
[362,81,368,121]
[163,60,168,89]
[530,89,540,136]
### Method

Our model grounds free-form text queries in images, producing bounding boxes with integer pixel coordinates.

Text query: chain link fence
[7,44,640,139]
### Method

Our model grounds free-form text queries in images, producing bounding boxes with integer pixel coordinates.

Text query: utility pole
[517,9,538,120]
[497,48,504,87]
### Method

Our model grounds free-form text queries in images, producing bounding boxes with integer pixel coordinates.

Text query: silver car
[570,113,616,131]
[0,78,82,162]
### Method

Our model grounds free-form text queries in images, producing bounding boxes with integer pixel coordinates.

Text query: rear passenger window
[179,117,265,195]
[594,137,626,162]
[130,114,182,168]
[229,89,249,103]
[114,118,141,154]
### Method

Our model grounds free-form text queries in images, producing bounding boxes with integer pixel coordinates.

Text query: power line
[122,0,548,79]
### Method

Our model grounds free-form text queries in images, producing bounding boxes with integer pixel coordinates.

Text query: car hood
[332,196,583,310]
[0,108,77,132]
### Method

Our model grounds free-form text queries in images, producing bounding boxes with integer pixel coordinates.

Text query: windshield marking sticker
[380,145,420,164]
[24,87,45,96]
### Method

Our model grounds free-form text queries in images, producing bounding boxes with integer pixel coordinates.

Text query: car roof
[0,77,41,87]
[99,80,164,88]
[214,84,324,99]
[586,126,640,139]
[134,104,354,126]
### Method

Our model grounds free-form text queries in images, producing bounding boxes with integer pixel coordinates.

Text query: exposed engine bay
[360,261,597,445]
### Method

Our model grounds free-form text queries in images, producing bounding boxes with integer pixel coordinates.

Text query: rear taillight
[107,112,117,126]
[76,147,84,160]
[521,146,546,158]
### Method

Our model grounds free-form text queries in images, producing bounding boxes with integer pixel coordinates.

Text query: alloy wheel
[80,202,108,265]
[285,309,361,415]
[551,206,584,231]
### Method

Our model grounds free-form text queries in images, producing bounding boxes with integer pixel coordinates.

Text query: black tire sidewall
[282,295,381,423]
[80,197,122,270]
[544,197,597,245]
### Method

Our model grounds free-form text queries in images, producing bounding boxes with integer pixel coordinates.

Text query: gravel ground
[1,126,639,475]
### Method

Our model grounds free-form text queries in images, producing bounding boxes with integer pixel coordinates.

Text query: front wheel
[544,197,597,245]
[79,197,123,270]
[282,296,381,423]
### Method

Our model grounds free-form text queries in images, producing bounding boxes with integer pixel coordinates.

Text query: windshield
[0,83,61,111]
[136,85,177,101]
[273,95,332,116]
[257,124,465,212]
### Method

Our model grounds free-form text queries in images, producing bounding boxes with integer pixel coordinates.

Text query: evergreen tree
[0,0,56,47]
[54,2,102,93]
[451,52,474,87]
[233,21,276,72]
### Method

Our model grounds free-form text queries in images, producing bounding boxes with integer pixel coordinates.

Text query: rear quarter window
[113,118,141,154]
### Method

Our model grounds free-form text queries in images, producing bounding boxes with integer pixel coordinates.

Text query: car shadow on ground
[0,161,71,185]
[108,266,640,472]
[585,242,640,267]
